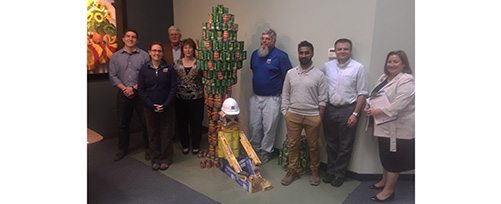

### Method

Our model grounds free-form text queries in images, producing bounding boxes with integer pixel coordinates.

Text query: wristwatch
[352,112,359,117]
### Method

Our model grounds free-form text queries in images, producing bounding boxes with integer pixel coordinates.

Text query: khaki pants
[284,112,321,173]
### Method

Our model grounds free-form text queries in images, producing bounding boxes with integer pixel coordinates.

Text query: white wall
[173,0,414,174]
[350,0,415,174]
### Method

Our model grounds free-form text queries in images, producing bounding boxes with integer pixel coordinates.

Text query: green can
[210,75,216,84]
[205,30,211,40]
[222,41,228,50]
[219,52,225,62]
[224,61,230,71]
[242,51,247,60]
[216,31,222,41]
[221,61,230,71]
[217,61,223,70]
[231,62,237,71]
[202,60,207,70]
[234,42,240,51]
[238,41,244,51]
[207,51,212,60]
[205,71,211,79]
[206,51,211,61]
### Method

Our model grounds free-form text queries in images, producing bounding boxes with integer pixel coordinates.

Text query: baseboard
[318,162,414,181]
[346,171,415,181]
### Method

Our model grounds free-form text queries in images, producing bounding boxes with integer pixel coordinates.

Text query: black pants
[144,105,175,164]
[116,91,148,152]
[323,103,357,179]
[175,98,204,150]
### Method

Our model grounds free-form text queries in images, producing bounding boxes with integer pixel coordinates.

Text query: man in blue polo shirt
[249,29,292,163]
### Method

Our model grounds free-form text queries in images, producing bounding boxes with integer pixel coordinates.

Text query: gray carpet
[88,137,219,204]
[343,180,415,204]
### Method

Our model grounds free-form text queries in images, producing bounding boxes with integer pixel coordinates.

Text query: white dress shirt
[323,58,368,106]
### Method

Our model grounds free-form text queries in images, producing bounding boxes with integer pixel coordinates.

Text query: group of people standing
[249,29,414,202]
[109,26,204,171]
[107,25,414,202]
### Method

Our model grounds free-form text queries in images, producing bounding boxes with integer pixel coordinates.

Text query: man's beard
[299,58,312,66]
[257,46,269,57]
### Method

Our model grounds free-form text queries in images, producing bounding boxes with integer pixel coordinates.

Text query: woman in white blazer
[364,50,415,202]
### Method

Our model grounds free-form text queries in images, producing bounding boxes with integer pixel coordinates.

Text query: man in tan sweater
[280,40,327,186]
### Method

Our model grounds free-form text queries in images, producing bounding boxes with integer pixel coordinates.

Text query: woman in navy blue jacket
[138,42,177,171]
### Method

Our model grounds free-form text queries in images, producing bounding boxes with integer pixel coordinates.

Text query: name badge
[162,68,169,72]
[266,59,272,64]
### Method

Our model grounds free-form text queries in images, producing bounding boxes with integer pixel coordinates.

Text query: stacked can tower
[197,4,247,162]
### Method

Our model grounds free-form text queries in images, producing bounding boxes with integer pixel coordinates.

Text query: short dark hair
[334,38,352,49]
[149,42,164,51]
[384,50,412,75]
[124,28,139,39]
[298,40,314,53]
[180,38,196,58]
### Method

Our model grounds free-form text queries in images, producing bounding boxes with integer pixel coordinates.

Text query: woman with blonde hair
[364,50,415,202]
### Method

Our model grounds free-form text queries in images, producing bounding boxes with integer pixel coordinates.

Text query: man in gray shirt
[109,29,150,161]
[280,41,327,186]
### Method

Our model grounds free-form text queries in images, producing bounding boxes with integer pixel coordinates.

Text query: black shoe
[369,183,384,190]
[182,148,190,155]
[322,174,335,183]
[330,177,344,187]
[113,151,127,161]
[192,148,199,155]
[371,193,395,202]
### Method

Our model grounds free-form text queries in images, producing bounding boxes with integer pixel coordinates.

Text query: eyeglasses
[124,35,137,39]
[150,49,163,53]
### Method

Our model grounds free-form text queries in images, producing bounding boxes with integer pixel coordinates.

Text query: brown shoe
[309,171,320,186]
[281,170,299,186]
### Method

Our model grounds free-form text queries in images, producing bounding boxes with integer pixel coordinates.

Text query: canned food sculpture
[197,4,247,160]
[216,97,272,193]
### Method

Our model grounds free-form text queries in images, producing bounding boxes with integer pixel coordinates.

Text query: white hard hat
[221,97,240,115]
